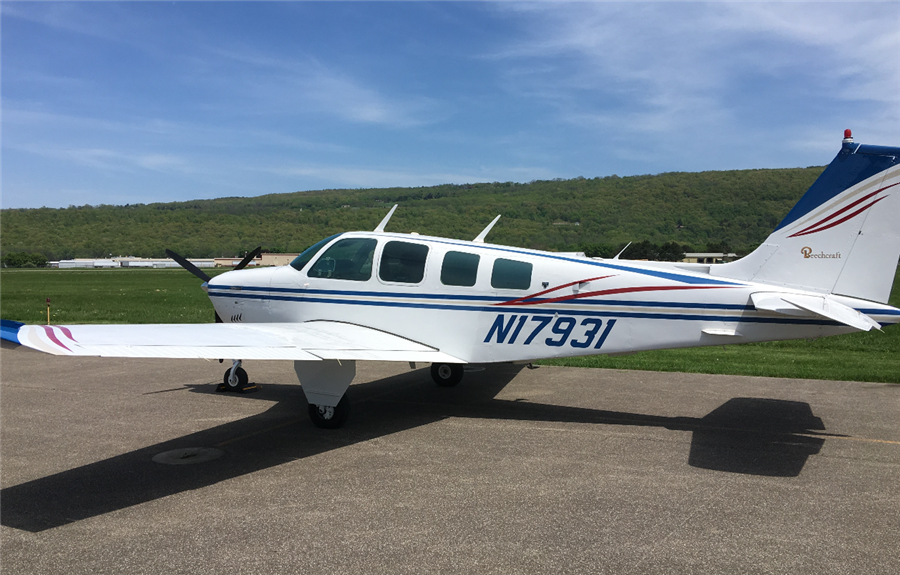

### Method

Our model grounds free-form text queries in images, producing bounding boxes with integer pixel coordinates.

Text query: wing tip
[0,320,24,345]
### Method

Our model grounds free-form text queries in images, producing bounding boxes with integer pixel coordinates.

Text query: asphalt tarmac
[2,342,899,575]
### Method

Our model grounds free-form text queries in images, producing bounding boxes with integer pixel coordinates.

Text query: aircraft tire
[308,395,350,429]
[222,366,249,392]
[431,363,464,387]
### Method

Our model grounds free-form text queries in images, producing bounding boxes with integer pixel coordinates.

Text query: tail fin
[712,132,900,303]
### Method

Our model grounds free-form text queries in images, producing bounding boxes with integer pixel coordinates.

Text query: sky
[2,1,899,209]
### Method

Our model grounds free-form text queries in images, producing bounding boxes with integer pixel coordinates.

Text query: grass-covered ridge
[1,166,824,260]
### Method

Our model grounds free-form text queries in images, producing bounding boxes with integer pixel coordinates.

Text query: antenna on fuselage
[612,242,632,260]
[474,215,501,243]
[374,204,398,232]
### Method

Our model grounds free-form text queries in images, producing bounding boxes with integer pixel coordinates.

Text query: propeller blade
[165,249,212,283]
[234,246,262,271]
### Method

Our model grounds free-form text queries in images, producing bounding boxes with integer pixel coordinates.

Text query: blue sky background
[2,1,898,209]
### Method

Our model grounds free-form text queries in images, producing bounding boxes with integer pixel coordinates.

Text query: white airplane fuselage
[207,231,900,365]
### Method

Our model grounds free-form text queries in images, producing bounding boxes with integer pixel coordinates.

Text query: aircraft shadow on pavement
[1,365,828,532]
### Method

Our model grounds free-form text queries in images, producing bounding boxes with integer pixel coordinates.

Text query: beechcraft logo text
[801,247,841,259]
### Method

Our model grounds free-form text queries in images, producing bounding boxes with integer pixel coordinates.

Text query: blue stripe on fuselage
[206,288,900,327]
[209,285,752,310]
[210,286,900,317]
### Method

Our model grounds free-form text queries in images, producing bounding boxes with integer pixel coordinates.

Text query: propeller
[165,249,211,283]
[165,246,262,280]
[166,246,262,324]
[234,246,262,271]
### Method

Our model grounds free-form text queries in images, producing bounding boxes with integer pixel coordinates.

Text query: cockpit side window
[379,241,429,284]
[290,234,341,272]
[308,237,376,281]
[491,258,532,290]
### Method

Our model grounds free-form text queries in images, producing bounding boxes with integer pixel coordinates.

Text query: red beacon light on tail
[843,129,853,143]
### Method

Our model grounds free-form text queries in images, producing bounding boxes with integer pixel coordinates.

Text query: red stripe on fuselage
[496,275,615,306]
[498,284,733,306]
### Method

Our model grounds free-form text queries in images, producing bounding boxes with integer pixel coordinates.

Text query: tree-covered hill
[0,166,824,260]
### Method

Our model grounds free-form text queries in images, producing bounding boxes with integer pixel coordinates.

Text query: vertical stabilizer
[712,132,900,303]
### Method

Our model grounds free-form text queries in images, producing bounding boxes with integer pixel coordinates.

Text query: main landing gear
[294,359,356,430]
[430,363,464,387]
[219,360,467,430]
[308,395,351,429]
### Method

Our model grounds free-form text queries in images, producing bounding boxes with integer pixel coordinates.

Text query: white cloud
[1,1,176,54]
[489,2,899,139]
[3,105,350,157]
[45,146,192,175]
[4,2,896,209]
[5,2,444,129]
[710,3,900,104]
[203,47,442,128]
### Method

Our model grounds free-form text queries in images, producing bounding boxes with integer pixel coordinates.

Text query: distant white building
[214,256,261,268]
[53,257,215,269]
[117,257,215,269]
[261,253,299,267]
[57,259,119,269]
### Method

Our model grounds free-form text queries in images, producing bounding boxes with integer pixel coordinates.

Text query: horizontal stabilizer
[751,292,880,331]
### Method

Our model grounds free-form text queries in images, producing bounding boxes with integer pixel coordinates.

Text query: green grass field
[0,268,230,325]
[1,267,898,383]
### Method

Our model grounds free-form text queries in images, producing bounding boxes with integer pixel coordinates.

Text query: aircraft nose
[209,266,276,288]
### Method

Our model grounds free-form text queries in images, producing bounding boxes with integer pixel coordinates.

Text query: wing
[0,320,463,363]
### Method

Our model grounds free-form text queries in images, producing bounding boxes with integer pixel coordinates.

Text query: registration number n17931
[484,314,616,349]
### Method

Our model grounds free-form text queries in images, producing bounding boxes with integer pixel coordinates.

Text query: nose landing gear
[217,359,259,393]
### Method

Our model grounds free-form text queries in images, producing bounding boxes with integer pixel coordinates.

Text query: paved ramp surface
[2,343,899,574]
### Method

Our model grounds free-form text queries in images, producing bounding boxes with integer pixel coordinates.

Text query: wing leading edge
[2,320,464,363]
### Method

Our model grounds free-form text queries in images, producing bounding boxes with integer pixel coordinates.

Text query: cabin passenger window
[290,234,341,272]
[379,241,429,283]
[491,258,532,290]
[441,251,480,287]
[308,238,376,281]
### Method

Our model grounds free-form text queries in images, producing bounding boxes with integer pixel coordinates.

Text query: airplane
[2,130,899,429]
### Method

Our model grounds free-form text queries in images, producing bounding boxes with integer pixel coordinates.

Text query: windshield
[290,234,341,272]
[308,237,376,281]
